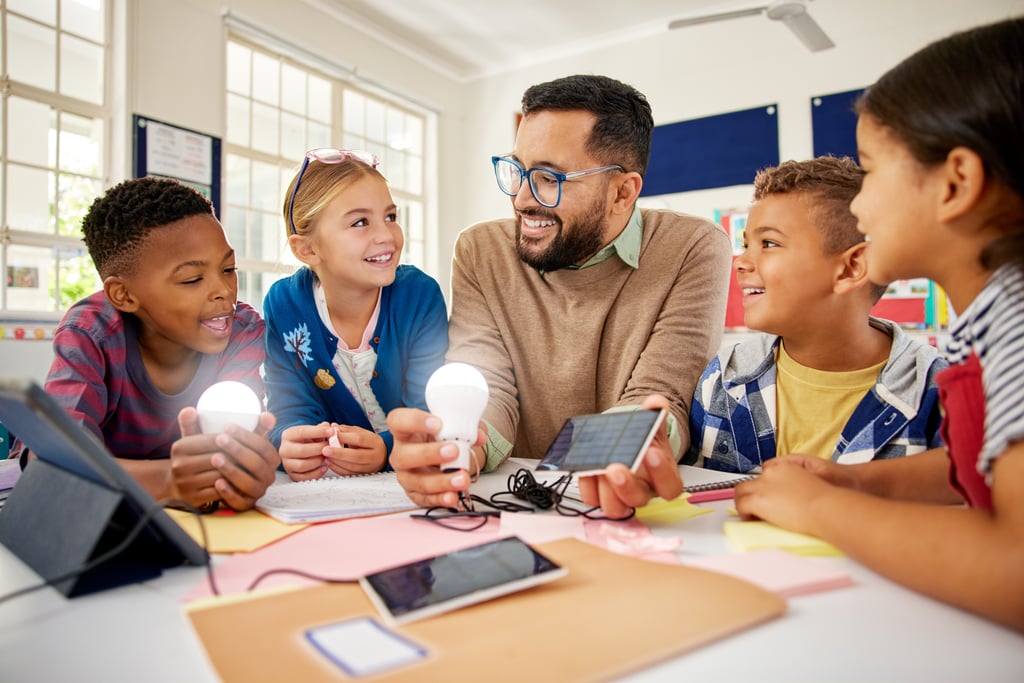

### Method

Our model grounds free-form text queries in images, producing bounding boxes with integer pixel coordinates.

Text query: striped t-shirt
[42,291,266,459]
[944,264,1024,474]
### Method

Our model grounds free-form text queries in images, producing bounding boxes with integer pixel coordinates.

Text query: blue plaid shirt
[685,318,947,473]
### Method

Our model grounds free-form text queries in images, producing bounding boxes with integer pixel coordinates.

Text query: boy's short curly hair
[752,157,887,301]
[81,176,214,278]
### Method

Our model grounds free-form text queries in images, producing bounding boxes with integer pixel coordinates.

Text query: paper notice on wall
[145,119,213,186]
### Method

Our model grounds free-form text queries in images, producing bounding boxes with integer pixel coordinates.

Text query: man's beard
[515,198,607,272]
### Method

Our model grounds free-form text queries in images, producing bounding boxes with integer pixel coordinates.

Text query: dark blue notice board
[641,105,779,197]
[811,88,865,161]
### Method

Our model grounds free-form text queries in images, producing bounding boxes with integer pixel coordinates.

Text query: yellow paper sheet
[723,520,843,557]
[167,508,309,554]
[636,495,713,524]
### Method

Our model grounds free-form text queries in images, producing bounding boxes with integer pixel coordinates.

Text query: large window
[224,37,429,312]
[1,0,109,316]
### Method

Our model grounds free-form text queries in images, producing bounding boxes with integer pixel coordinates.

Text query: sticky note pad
[723,520,843,557]
[636,496,712,524]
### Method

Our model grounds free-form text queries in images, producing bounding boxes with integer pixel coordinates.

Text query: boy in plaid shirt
[686,157,946,473]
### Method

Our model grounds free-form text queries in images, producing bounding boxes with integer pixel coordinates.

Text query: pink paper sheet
[185,512,687,603]
[184,515,503,602]
[499,512,586,545]
[682,547,853,597]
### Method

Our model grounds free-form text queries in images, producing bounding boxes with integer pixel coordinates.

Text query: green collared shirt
[481,205,682,472]
[570,204,643,270]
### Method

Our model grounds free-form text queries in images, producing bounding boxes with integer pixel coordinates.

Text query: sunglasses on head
[287,148,380,234]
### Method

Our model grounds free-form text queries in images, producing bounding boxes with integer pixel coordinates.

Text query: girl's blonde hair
[282,157,388,238]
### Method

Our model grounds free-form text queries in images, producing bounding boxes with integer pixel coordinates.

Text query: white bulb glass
[424,363,489,472]
[196,380,262,434]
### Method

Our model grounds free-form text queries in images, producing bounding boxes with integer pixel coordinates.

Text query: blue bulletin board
[810,88,865,161]
[132,114,222,217]
[641,105,779,197]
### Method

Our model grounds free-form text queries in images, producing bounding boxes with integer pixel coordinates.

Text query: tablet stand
[0,458,169,597]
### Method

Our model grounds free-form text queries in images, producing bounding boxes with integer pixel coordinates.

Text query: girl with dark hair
[735,17,1024,632]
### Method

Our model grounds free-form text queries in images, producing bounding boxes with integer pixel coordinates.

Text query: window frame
[223,34,433,313]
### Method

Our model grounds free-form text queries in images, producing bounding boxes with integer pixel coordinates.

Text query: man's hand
[386,407,485,509]
[577,394,683,518]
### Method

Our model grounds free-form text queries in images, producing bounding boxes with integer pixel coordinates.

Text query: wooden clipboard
[186,537,786,682]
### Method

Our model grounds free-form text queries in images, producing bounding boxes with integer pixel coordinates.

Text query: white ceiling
[305,0,817,81]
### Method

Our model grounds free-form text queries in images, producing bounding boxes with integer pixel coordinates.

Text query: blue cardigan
[263,265,449,456]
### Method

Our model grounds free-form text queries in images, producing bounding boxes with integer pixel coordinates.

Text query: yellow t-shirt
[775,343,887,459]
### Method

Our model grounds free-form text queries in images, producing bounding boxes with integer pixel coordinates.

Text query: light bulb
[424,363,489,472]
[196,380,262,434]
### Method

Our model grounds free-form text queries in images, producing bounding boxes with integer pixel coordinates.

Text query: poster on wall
[132,115,221,217]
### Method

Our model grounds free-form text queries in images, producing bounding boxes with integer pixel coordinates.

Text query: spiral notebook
[680,465,755,502]
[682,467,755,492]
[255,473,417,524]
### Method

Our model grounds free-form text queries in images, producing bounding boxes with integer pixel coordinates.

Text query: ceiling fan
[668,0,835,52]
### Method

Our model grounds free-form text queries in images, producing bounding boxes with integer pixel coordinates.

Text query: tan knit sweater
[447,208,732,464]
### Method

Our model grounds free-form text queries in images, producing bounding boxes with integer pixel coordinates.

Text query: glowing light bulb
[196,380,262,434]
[425,363,489,472]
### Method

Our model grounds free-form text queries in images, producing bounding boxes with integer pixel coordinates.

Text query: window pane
[363,141,386,164]
[309,122,331,151]
[59,112,103,176]
[343,133,366,152]
[406,154,423,195]
[308,76,331,123]
[257,210,281,261]
[404,200,424,242]
[7,97,52,167]
[250,211,273,262]
[226,154,251,206]
[280,113,305,161]
[251,51,279,106]
[226,93,251,146]
[251,160,282,217]
[6,245,57,312]
[57,248,101,310]
[223,206,248,255]
[57,173,101,236]
[7,165,54,233]
[406,114,423,155]
[385,148,406,189]
[9,0,56,25]
[9,16,57,92]
[61,0,105,42]
[386,107,405,149]
[60,34,104,104]
[365,99,385,143]
[343,90,365,132]
[226,41,251,96]
[281,64,306,115]
[251,102,280,156]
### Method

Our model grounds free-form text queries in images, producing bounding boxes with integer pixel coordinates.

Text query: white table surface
[1,462,1022,682]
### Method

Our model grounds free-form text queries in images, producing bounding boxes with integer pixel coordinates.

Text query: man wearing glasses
[388,75,731,517]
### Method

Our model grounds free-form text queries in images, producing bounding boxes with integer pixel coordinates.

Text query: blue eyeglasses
[491,155,623,208]
[287,148,380,234]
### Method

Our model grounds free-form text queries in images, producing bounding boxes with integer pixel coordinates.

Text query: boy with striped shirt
[21,177,279,511]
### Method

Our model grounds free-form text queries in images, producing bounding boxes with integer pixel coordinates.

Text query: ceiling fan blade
[765,3,835,51]
[668,6,767,30]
